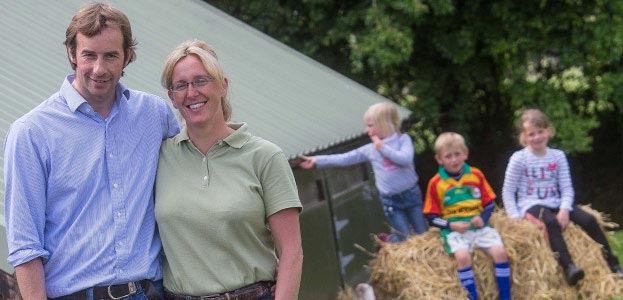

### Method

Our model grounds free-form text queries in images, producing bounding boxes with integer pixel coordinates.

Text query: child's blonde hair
[364,102,400,138]
[517,108,555,146]
[434,132,468,155]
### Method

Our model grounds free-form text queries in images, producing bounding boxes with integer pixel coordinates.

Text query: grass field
[611,231,623,300]
[612,230,623,262]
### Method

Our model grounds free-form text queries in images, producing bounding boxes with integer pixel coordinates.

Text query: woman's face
[167,54,227,128]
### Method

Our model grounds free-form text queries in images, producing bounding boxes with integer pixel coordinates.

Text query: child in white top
[502,108,622,285]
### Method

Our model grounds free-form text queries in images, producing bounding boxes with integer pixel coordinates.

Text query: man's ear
[67,47,76,66]
[124,48,135,68]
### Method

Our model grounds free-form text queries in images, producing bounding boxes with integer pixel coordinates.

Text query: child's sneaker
[563,263,585,285]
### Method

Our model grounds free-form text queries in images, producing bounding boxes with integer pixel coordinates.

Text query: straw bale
[340,205,623,300]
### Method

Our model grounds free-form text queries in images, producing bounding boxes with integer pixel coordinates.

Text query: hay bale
[362,205,623,300]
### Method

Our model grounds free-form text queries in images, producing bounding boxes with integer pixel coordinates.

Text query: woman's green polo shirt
[155,123,301,296]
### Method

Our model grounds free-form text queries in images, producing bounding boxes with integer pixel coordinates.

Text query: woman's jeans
[380,185,428,242]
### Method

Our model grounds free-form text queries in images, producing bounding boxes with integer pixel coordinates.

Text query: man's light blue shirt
[4,75,180,298]
[315,133,419,195]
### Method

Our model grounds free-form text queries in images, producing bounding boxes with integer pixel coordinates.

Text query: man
[4,3,179,300]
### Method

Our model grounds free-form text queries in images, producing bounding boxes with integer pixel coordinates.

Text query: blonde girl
[300,102,427,242]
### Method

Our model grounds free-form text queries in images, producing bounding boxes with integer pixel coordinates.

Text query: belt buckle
[108,281,137,300]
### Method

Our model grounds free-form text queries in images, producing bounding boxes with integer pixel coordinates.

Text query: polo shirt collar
[223,122,251,149]
[173,122,251,149]
[438,163,472,180]
[62,74,130,113]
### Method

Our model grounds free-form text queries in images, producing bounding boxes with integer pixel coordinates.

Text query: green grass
[612,230,623,262]
[608,231,623,300]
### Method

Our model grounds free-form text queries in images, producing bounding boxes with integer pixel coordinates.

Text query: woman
[156,40,303,300]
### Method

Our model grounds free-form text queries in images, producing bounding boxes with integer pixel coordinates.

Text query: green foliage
[208,0,623,154]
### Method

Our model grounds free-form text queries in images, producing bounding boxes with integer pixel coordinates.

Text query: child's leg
[526,205,574,266]
[484,246,511,300]
[454,250,478,300]
[404,185,428,234]
[381,196,410,242]
[569,206,621,268]
[526,205,584,284]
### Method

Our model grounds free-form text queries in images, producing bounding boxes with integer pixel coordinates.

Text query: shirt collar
[61,74,130,113]
[174,122,251,149]
[438,163,472,180]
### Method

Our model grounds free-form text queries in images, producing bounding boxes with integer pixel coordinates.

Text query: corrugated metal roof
[0,0,408,272]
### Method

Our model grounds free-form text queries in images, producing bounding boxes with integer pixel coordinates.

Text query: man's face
[69,26,128,107]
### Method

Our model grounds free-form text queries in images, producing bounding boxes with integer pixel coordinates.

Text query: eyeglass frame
[169,76,215,92]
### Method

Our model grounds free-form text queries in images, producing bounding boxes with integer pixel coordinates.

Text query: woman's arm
[268,208,303,300]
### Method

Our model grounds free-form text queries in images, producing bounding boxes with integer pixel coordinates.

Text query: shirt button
[203,176,208,181]
[117,212,122,218]
[203,157,206,162]
[109,154,114,158]
[113,183,119,188]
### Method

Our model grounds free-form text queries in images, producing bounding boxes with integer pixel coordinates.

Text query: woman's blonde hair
[161,40,232,121]
[517,108,555,146]
[434,132,468,155]
[364,102,400,138]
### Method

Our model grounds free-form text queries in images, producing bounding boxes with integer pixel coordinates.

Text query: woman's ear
[168,90,179,109]
[221,77,229,97]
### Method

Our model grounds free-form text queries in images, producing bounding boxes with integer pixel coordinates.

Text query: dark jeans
[526,205,619,267]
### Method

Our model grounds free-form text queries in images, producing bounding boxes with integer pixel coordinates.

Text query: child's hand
[370,135,384,151]
[470,216,484,228]
[298,155,317,169]
[556,209,570,229]
[450,221,470,233]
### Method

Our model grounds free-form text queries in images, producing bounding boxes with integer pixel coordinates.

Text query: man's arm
[15,258,47,300]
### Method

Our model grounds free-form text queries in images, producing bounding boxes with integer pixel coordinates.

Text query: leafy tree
[208,0,623,157]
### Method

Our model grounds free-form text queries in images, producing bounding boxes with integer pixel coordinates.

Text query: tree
[208,0,623,156]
